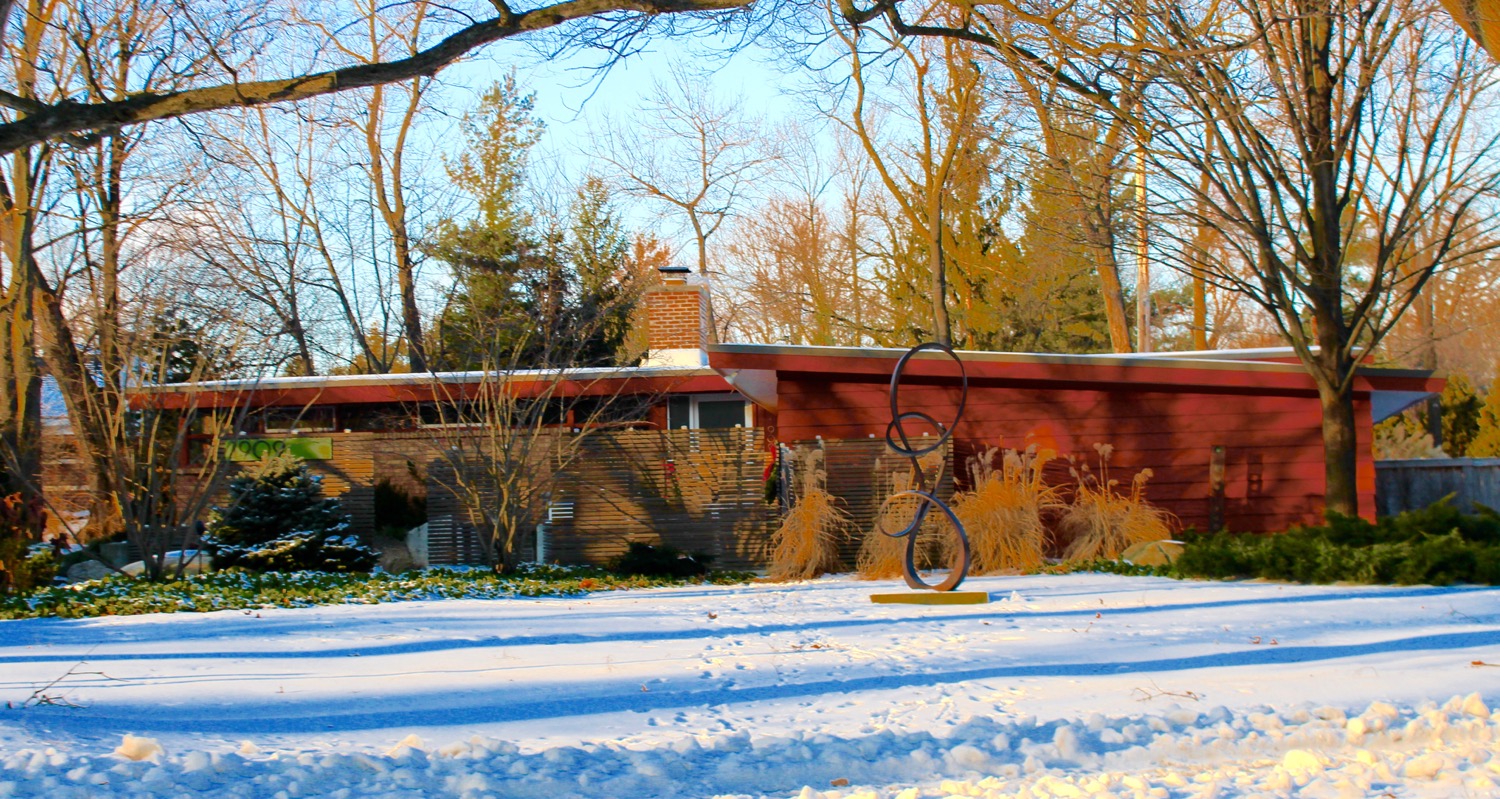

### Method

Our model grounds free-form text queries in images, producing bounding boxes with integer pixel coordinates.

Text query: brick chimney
[643,266,711,367]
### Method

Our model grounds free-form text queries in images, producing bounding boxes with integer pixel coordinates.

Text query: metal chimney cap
[658,265,691,274]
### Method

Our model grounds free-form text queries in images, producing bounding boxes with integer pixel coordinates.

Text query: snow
[2,572,1499,798]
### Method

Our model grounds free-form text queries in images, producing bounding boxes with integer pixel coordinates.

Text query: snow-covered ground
[3,573,1500,798]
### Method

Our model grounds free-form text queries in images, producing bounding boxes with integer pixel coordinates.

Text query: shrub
[952,446,1061,574]
[611,542,711,578]
[0,492,51,594]
[207,455,374,573]
[373,479,427,539]
[222,532,378,574]
[858,470,916,580]
[0,565,756,620]
[1170,502,1500,586]
[858,450,949,580]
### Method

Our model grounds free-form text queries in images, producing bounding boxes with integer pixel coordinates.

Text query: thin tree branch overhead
[0,0,751,157]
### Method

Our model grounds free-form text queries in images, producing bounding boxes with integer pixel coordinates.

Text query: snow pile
[0,697,1495,797]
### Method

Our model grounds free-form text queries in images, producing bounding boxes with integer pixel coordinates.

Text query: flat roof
[132,364,722,395]
[708,343,1434,380]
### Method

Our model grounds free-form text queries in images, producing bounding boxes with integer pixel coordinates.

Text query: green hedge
[1169,500,1500,586]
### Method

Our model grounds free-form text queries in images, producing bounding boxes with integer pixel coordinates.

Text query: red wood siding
[772,374,1375,532]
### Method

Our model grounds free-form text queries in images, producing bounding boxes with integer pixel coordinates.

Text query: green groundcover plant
[0,564,754,620]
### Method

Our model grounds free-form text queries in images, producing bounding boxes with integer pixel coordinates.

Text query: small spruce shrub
[207,455,376,573]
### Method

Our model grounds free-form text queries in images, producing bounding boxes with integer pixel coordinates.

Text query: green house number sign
[225,437,334,462]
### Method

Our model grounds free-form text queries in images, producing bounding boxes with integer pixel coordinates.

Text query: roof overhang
[707,343,1443,405]
[133,366,732,410]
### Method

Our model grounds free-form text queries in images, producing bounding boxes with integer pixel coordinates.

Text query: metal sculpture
[877,342,971,591]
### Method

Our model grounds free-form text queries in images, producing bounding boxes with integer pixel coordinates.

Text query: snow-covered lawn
[2,573,1499,798]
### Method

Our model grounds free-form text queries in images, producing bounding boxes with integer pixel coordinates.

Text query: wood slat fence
[426,428,777,569]
[1375,458,1500,516]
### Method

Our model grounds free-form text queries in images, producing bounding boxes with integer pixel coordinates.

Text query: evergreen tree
[427,75,548,369]
[206,455,374,572]
[567,176,640,365]
[427,79,643,370]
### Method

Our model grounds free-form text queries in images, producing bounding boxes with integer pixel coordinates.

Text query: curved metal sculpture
[877,342,971,591]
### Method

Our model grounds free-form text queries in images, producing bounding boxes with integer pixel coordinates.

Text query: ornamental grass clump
[768,448,851,581]
[953,446,1063,574]
[1061,444,1175,562]
[858,450,949,579]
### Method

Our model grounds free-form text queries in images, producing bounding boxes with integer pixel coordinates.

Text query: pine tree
[567,175,639,366]
[426,75,548,369]
[206,455,374,572]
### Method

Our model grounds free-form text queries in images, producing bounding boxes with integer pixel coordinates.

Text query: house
[97,264,1439,566]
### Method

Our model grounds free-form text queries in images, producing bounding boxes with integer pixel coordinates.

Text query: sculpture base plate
[870,591,990,605]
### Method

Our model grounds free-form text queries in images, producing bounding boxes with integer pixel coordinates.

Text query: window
[571,396,652,426]
[259,407,336,434]
[666,394,753,430]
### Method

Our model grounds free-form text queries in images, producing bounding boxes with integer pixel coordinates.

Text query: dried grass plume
[768,447,851,581]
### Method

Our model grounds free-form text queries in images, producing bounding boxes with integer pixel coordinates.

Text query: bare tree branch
[0,0,751,156]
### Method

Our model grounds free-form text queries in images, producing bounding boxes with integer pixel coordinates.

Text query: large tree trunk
[1313,310,1360,518]
[0,147,44,515]
[0,255,41,502]
[1316,380,1361,518]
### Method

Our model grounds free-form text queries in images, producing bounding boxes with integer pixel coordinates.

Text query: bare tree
[0,0,755,156]
[1137,0,1500,514]
[426,304,655,571]
[306,0,443,372]
[80,302,253,580]
[594,65,778,308]
[827,8,983,346]
[718,134,876,346]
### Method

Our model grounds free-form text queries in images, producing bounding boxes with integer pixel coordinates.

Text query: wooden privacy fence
[427,428,776,569]
[1375,458,1500,516]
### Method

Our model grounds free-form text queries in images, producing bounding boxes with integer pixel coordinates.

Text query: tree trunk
[33,268,118,532]
[1080,178,1131,352]
[1316,380,1361,518]
[0,147,43,515]
[398,240,426,372]
[1412,289,1442,445]
[927,194,951,346]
